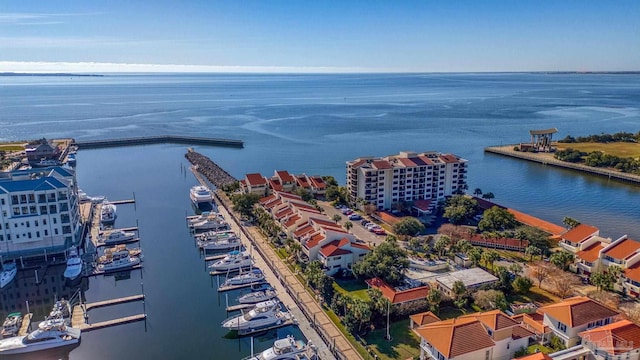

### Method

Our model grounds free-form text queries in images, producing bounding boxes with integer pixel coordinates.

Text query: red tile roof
[514,353,553,360]
[305,233,326,249]
[351,242,371,251]
[268,178,283,192]
[417,155,434,165]
[439,154,460,163]
[372,160,392,170]
[603,238,640,260]
[295,175,310,188]
[284,215,301,228]
[366,277,430,304]
[259,195,276,205]
[348,159,367,168]
[310,217,344,229]
[320,239,352,257]
[276,170,294,183]
[398,157,417,167]
[410,312,441,327]
[580,320,640,355]
[377,211,402,225]
[414,317,495,358]
[507,208,565,236]
[276,191,303,201]
[264,199,283,210]
[461,310,519,330]
[291,202,321,213]
[562,224,599,244]
[539,296,618,327]
[293,224,315,237]
[246,173,267,186]
[577,243,604,263]
[469,235,529,250]
[274,208,293,220]
[624,263,640,283]
[308,176,326,189]
[512,313,550,335]
[413,199,432,211]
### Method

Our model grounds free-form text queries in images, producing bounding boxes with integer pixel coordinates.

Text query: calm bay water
[1,73,640,359]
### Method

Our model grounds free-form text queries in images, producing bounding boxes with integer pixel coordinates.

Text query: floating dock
[209,265,254,276]
[71,295,146,332]
[225,303,254,312]
[218,280,267,293]
[204,253,229,261]
[74,135,243,149]
[95,237,140,248]
[83,294,145,311]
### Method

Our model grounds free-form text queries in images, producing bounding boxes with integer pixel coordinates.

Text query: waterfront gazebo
[528,128,558,152]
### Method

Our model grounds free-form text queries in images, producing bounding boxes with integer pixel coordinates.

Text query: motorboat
[63,248,83,280]
[190,213,229,232]
[1,313,22,339]
[196,231,241,251]
[66,153,76,166]
[41,299,72,327]
[222,269,265,287]
[244,336,311,360]
[0,261,17,289]
[190,185,213,209]
[97,254,140,272]
[101,244,142,261]
[209,251,254,272]
[238,287,278,304]
[100,230,137,244]
[100,200,117,225]
[0,318,80,355]
[31,158,60,168]
[221,300,284,331]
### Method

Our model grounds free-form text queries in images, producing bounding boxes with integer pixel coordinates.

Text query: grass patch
[438,306,468,319]
[0,145,25,151]
[557,142,640,159]
[528,344,553,354]
[514,286,560,306]
[334,278,370,300]
[364,319,421,360]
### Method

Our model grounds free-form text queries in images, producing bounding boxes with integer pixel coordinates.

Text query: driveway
[317,201,387,247]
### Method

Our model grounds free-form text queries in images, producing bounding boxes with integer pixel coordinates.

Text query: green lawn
[528,344,553,354]
[438,306,468,319]
[364,319,421,360]
[334,278,370,300]
[557,142,640,159]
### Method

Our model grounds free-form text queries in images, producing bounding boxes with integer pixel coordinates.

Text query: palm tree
[468,247,483,267]
[343,221,353,231]
[426,288,442,314]
[332,214,342,224]
[473,188,483,196]
[482,192,495,200]
[482,250,500,271]
[525,245,542,262]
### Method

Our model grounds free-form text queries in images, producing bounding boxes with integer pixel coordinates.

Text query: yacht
[63,248,83,280]
[1,313,22,339]
[0,318,80,355]
[100,230,137,244]
[97,254,140,272]
[101,244,142,260]
[196,231,241,251]
[100,200,117,225]
[221,300,284,331]
[222,269,265,287]
[31,158,60,168]
[0,261,17,289]
[238,287,278,304]
[190,185,213,209]
[209,251,254,272]
[190,214,229,232]
[244,336,311,360]
[41,299,72,327]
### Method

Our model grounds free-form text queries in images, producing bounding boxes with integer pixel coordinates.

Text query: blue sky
[1,1,639,72]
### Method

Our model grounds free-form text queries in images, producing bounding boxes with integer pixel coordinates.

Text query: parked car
[373,228,386,235]
[360,219,370,226]
[340,208,352,214]
[365,223,378,230]
[348,214,362,220]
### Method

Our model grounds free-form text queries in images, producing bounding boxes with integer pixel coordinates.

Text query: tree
[512,276,533,294]
[452,280,468,309]
[392,218,425,238]
[549,251,574,271]
[322,175,339,187]
[494,266,513,294]
[516,227,551,254]
[368,288,391,323]
[590,271,615,292]
[443,195,478,225]
[343,221,353,231]
[481,250,500,271]
[426,288,442,314]
[509,263,523,275]
[562,216,581,229]
[352,239,409,286]
[230,193,261,218]
[455,239,473,254]
[467,247,483,267]
[481,192,495,200]
[434,236,449,257]
[317,274,335,303]
[295,187,313,202]
[473,188,483,196]
[332,214,342,224]
[363,203,377,215]
[551,272,580,298]
[304,260,325,288]
[472,289,508,311]
[343,297,372,334]
[326,185,348,204]
[478,206,517,232]
[525,245,542,262]
[530,261,553,288]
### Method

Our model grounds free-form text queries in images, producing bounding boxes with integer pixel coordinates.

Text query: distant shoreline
[0,72,104,77]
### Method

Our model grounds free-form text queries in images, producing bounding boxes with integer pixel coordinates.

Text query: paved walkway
[215,191,363,360]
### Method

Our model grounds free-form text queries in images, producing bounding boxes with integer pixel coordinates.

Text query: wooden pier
[204,253,228,261]
[74,135,244,149]
[17,313,33,336]
[210,265,254,276]
[226,303,254,312]
[71,295,146,332]
[218,280,267,293]
[95,237,140,248]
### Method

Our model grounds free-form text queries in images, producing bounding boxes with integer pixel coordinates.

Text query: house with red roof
[242,173,269,196]
[273,170,295,192]
[559,224,601,253]
[579,320,640,359]
[318,238,370,275]
[306,175,327,195]
[366,277,430,306]
[413,310,534,360]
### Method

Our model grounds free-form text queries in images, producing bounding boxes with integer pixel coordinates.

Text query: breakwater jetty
[185,149,237,188]
[73,135,243,149]
[485,145,640,185]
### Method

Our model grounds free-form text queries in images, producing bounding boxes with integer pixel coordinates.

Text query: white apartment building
[0,167,82,259]
[347,151,468,210]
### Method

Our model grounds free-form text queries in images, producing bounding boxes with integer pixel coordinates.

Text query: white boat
[63,248,82,280]
[100,230,137,244]
[190,185,213,209]
[31,159,60,168]
[100,200,117,225]
[190,213,229,231]
[222,269,265,287]
[0,262,17,289]
[97,254,140,272]
[196,231,241,251]
[238,287,278,304]
[0,318,80,355]
[1,313,22,339]
[41,299,72,327]
[101,244,142,260]
[221,300,284,331]
[66,153,76,166]
[244,336,311,360]
[209,251,254,272]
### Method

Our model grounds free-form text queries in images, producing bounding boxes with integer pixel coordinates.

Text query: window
[558,322,567,332]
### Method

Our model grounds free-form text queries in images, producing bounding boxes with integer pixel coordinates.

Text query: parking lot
[318,201,388,247]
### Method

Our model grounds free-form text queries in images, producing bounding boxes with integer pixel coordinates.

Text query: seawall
[74,135,243,149]
[485,145,640,185]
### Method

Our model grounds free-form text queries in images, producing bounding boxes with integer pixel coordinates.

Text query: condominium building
[0,166,82,259]
[346,151,468,210]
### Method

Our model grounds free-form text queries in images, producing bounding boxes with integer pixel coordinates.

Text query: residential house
[559,224,600,253]
[579,320,640,360]
[273,170,296,193]
[413,310,534,360]
[538,296,619,347]
[366,277,430,307]
[410,311,441,329]
[25,138,60,163]
[242,173,269,196]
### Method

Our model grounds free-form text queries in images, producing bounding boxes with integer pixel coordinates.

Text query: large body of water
[1,73,639,359]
